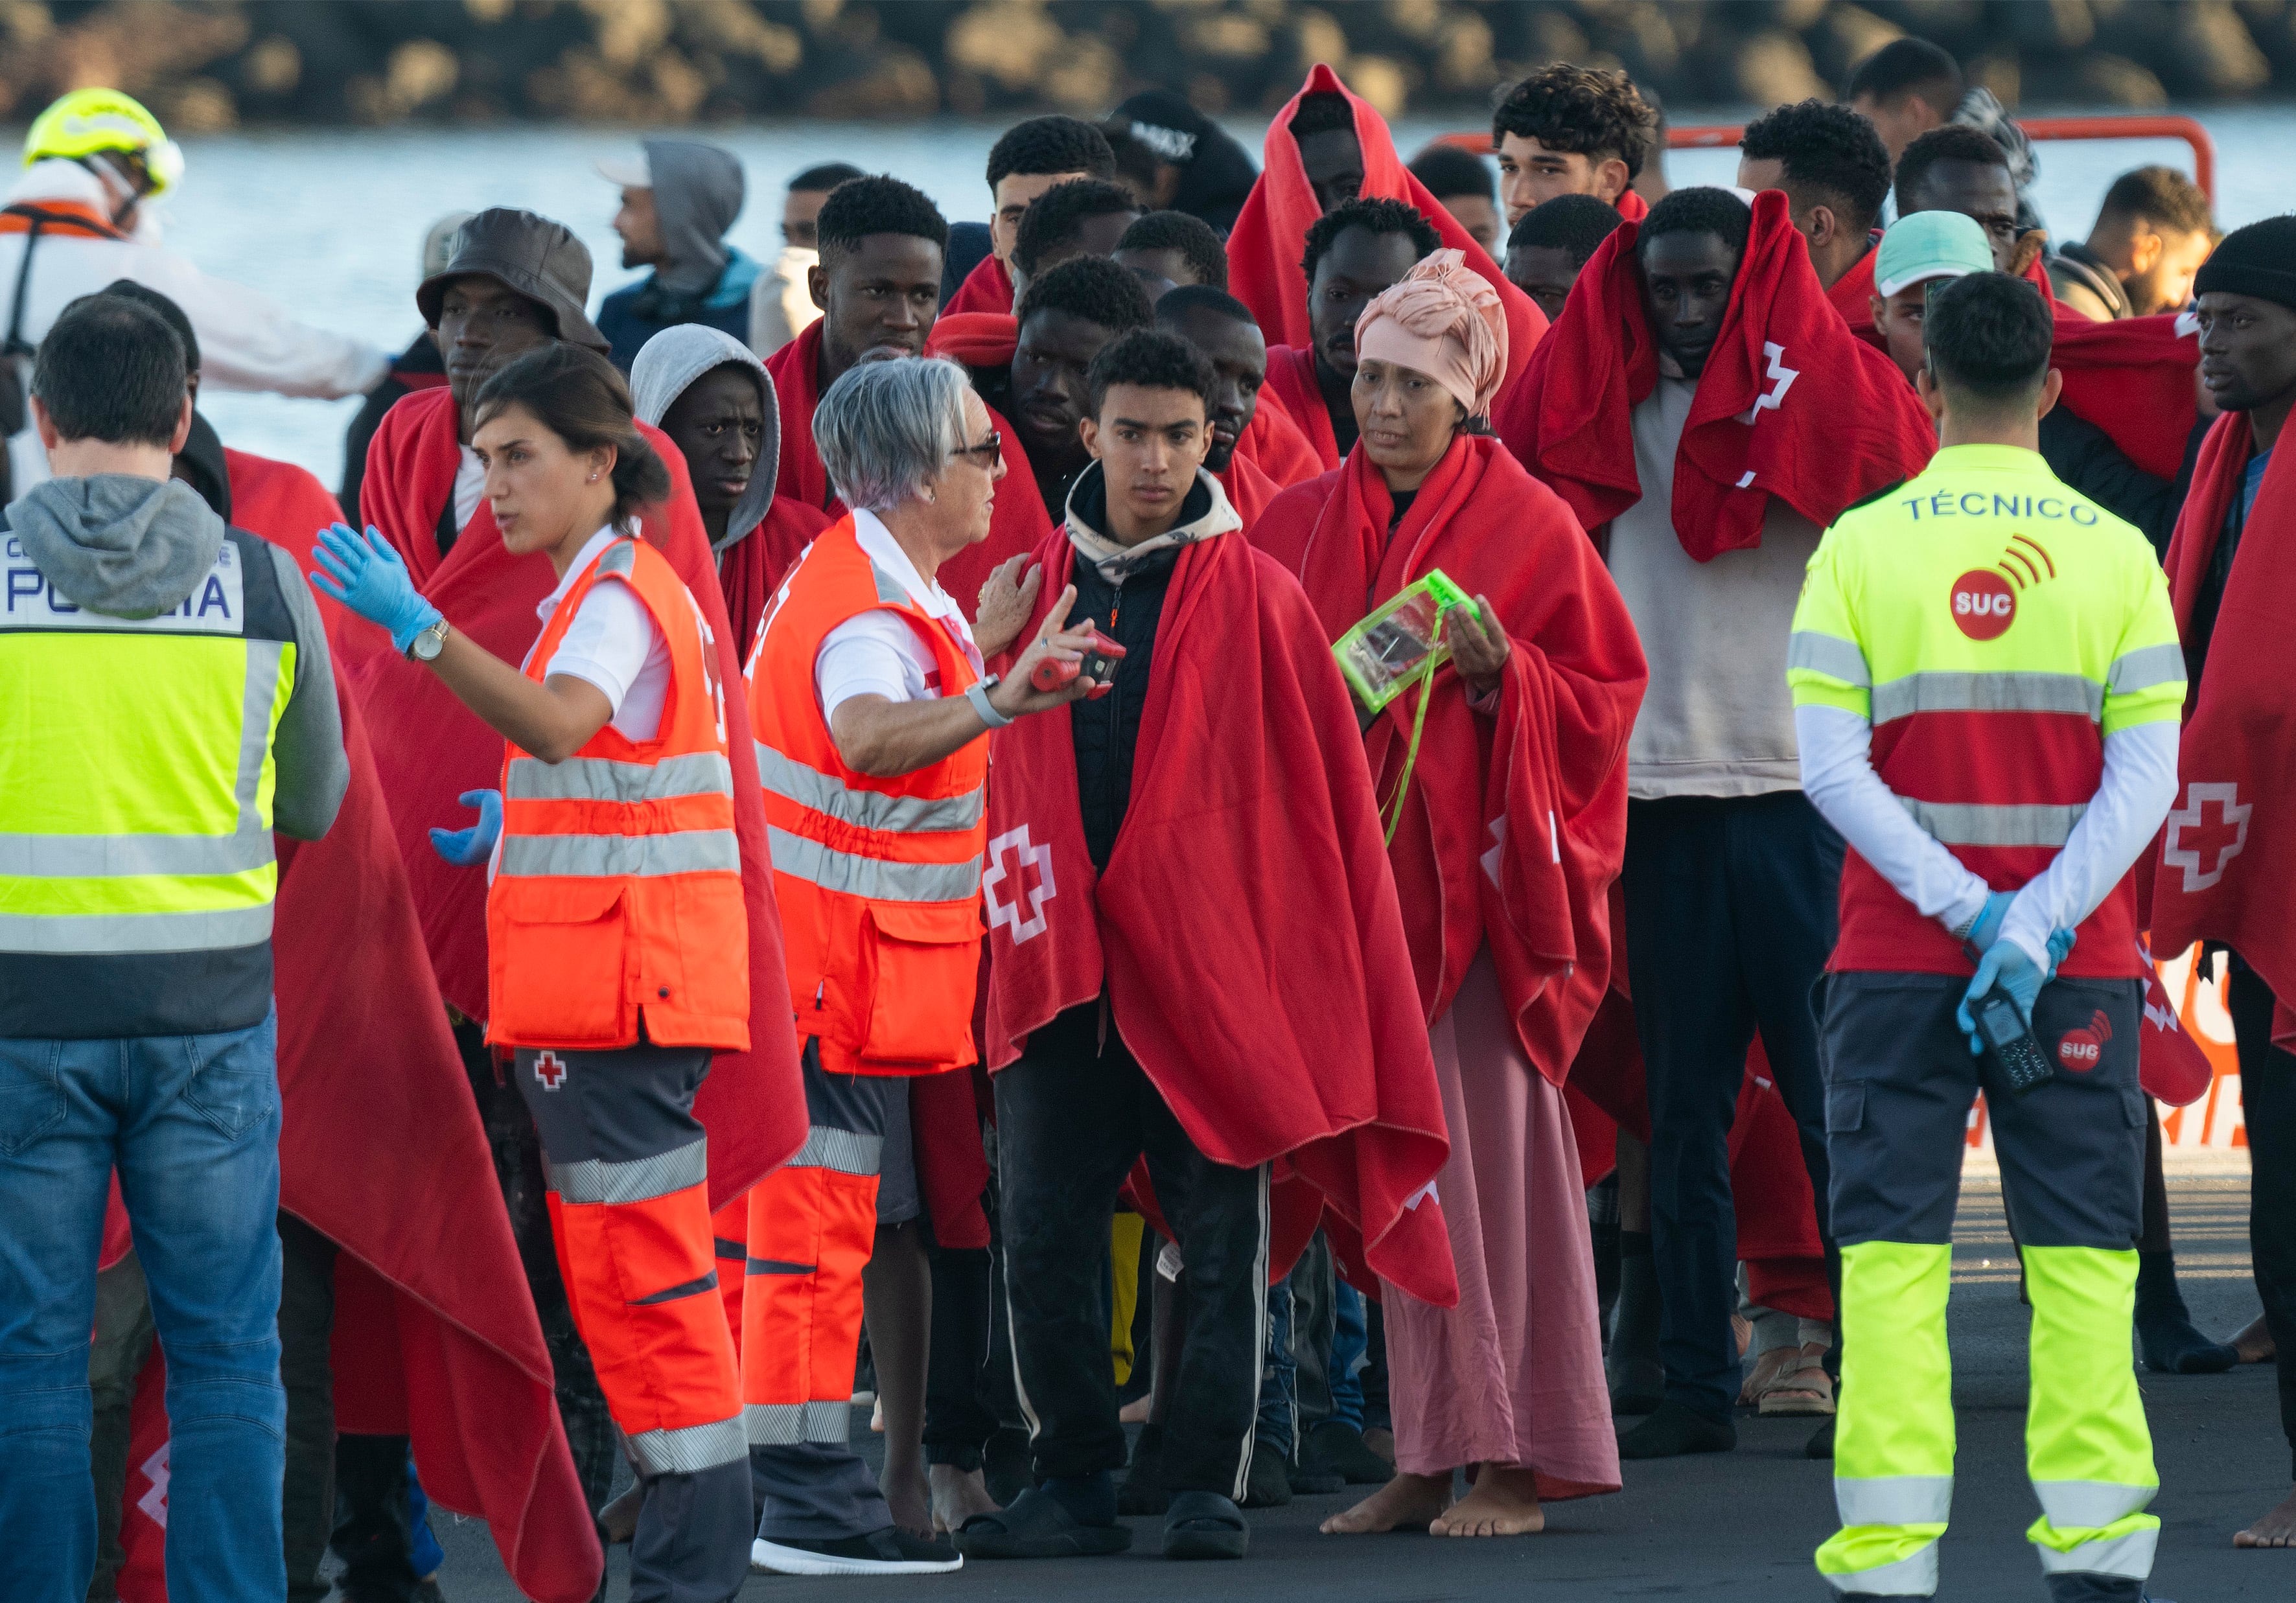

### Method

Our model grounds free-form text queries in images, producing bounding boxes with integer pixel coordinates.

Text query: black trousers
[1623,792,1844,1421]
[923,1116,1021,1470]
[995,1004,1269,1499]
[2229,958,2296,1478]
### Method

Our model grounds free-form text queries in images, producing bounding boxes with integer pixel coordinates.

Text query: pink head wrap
[1352,248,1509,419]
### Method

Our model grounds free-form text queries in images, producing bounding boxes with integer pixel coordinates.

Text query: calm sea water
[21,104,2286,487]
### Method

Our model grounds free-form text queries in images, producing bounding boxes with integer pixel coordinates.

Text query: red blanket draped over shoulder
[1264,345,1339,472]
[2144,411,2296,1046]
[979,527,1457,1306]
[1500,189,1933,558]
[111,459,607,1602]
[718,500,833,661]
[945,253,1014,318]
[2050,310,2199,481]
[1827,246,1881,348]
[1229,65,1544,395]
[1237,393,1323,487]
[347,386,806,1205]
[765,320,1050,617]
[1253,435,1645,1081]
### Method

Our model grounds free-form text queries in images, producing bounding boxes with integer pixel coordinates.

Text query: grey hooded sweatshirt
[7,473,347,841]
[629,323,782,553]
[647,139,747,298]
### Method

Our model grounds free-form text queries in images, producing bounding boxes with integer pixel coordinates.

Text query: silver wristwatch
[965,674,1012,728]
[408,617,450,662]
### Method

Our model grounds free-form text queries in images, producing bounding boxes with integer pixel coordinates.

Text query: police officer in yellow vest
[1789,272,2184,1601]
[0,294,346,1603]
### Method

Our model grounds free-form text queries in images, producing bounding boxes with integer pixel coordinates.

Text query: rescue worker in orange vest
[741,354,1099,1576]
[311,343,754,1603]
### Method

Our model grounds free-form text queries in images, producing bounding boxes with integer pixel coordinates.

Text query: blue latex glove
[1962,890,2014,956]
[428,789,501,866]
[309,522,441,654]
[1956,931,2070,1055]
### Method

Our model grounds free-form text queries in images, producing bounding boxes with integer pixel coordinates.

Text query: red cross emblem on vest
[534,1050,568,1091]
[983,825,1056,945]
[2163,781,2251,892]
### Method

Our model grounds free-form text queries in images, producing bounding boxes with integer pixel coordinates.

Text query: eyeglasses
[950,430,1002,465]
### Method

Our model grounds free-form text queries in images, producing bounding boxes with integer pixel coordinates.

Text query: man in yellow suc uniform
[1787,272,2185,1602]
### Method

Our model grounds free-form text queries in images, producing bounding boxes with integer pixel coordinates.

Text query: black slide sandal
[953,1486,1133,1560]
[1163,1490,1249,1560]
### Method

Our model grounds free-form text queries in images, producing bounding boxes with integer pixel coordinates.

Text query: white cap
[594,151,651,189]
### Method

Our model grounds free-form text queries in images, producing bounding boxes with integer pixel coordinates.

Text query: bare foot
[2231,1313,2278,1365]
[1320,1470,1450,1534]
[1119,1394,1152,1425]
[1430,1464,1546,1537]
[1362,1425,1397,1466]
[2236,1485,2296,1548]
[881,1464,930,1538]
[928,1464,1000,1534]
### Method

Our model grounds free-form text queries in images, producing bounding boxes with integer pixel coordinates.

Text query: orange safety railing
[1443,113,2216,200]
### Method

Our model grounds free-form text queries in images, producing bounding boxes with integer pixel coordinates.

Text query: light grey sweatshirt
[1605,367,1818,801]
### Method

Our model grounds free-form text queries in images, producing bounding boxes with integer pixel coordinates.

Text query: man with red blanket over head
[346,209,807,1526]
[1257,252,1643,1538]
[2148,220,2296,1549]
[942,115,1119,319]
[629,323,831,653]
[1492,65,1659,229]
[1152,284,1314,527]
[766,177,1050,621]
[954,330,1450,1565]
[1229,66,1544,402]
[1894,124,2206,554]
[1505,185,1934,1462]
[1734,98,1893,348]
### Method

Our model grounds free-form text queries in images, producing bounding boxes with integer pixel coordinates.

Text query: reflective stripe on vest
[0,621,290,954]
[1894,798,2088,848]
[754,742,984,835]
[486,535,750,1052]
[743,516,988,1075]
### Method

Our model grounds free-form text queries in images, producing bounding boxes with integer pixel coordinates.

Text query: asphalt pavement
[423,1173,2284,1602]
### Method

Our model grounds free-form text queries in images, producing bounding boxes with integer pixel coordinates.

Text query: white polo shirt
[813,510,980,721]
[526,526,672,741]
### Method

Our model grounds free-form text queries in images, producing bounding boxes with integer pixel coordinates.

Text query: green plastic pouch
[1333,568,1475,713]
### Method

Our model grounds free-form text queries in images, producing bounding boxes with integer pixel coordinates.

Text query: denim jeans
[0,1010,287,1603]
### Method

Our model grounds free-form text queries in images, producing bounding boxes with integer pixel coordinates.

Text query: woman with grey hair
[739,352,1098,1578]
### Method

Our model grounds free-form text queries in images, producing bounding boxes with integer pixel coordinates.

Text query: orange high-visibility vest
[745,515,987,1077]
[487,535,750,1052]
[0,200,127,239]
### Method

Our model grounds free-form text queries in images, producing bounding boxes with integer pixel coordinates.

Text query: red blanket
[763,319,1051,618]
[347,386,806,1205]
[1264,345,1339,472]
[980,528,1457,1306]
[1216,448,1287,527]
[945,252,1014,318]
[719,499,833,662]
[1253,435,1645,1083]
[1237,392,1323,487]
[2050,311,2199,481]
[224,448,344,548]
[2144,410,2296,1046]
[1228,65,1545,395]
[925,310,1017,369]
[1827,245,1881,349]
[1501,189,1934,559]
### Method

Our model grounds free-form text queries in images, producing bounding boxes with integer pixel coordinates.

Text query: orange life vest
[0,200,128,240]
[745,515,987,1077]
[487,535,750,1052]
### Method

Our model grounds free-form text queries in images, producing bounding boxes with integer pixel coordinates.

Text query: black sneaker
[1286,1451,1345,1495]
[1306,1420,1393,1486]
[751,1525,962,1576]
[1241,1443,1292,1507]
